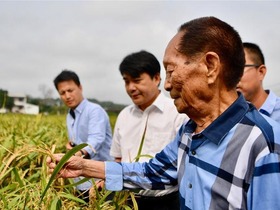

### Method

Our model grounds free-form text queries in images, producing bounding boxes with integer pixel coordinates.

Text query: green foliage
[0,113,137,210]
[107,111,118,130]
[0,89,13,109]
[40,143,88,204]
[26,96,126,115]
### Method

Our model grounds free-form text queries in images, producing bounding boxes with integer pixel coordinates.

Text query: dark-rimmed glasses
[244,64,261,73]
[244,64,260,68]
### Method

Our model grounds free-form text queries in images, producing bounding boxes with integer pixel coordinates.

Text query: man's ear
[204,52,220,85]
[257,64,267,81]
[154,72,161,86]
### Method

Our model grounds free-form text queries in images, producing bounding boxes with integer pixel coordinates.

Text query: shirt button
[188,183,192,188]
[191,150,196,155]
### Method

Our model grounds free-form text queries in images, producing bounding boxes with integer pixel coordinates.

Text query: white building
[0,108,7,113]
[8,93,39,115]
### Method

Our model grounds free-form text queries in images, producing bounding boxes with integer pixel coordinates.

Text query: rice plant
[0,113,136,210]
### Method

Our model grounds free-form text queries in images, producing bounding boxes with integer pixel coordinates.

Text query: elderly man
[48,17,280,210]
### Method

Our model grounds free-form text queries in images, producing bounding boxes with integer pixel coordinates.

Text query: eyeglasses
[244,64,260,68]
[243,64,261,73]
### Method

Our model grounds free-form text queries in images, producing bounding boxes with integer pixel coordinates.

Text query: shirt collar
[184,93,249,145]
[151,91,165,112]
[70,98,87,115]
[133,91,165,113]
[260,90,278,116]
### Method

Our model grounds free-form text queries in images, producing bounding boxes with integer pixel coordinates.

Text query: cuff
[105,161,123,191]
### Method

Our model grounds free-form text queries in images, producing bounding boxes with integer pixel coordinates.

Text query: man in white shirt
[110,50,187,210]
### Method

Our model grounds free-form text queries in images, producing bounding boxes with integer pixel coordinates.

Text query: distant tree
[38,84,53,99]
[88,98,126,113]
[0,89,13,110]
[34,84,55,114]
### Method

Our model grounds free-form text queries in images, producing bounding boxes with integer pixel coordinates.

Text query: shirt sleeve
[247,152,280,209]
[110,114,122,158]
[105,138,179,191]
[105,161,123,191]
[84,107,110,158]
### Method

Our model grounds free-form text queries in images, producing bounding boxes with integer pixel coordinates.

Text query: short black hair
[119,50,160,79]
[243,42,265,65]
[53,70,80,90]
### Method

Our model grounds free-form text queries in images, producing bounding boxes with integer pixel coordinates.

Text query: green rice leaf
[54,177,91,188]
[12,167,24,187]
[59,192,86,204]
[129,192,138,210]
[50,197,62,210]
[40,143,87,204]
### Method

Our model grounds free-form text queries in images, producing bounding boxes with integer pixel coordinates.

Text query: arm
[46,154,105,179]
[47,135,179,191]
[95,157,122,189]
[105,138,179,191]
[122,147,178,190]
[82,106,111,158]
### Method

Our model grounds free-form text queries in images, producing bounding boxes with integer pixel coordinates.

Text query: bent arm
[105,139,179,191]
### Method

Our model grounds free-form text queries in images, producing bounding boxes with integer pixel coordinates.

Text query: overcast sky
[1,1,280,105]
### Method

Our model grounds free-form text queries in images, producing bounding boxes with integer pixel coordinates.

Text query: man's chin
[236,88,242,92]
[131,98,142,106]
[173,99,183,112]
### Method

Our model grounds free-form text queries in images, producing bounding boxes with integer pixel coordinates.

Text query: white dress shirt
[110,92,187,196]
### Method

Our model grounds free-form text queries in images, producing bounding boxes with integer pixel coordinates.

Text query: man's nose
[127,82,136,91]
[65,92,71,98]
[164,77,171,91]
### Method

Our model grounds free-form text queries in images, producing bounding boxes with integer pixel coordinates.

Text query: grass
[0,113,136,210]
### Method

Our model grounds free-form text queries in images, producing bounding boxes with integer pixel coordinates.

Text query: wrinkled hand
[46,153,84,178]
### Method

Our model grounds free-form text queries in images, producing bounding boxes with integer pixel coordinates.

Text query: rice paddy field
[0,113,137,210]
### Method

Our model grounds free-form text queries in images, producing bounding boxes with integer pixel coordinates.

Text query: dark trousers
[132,191,180,210]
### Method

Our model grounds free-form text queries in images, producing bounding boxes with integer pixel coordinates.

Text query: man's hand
[46,153,106,180]
[46,154,84,178]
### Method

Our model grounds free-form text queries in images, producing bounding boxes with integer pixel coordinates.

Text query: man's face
[123,72,160,111]
[57,80,83,109]
[163,32,210,114]
[236,49,265,102]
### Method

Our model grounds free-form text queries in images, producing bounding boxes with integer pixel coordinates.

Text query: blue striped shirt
[105,94,280,210]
